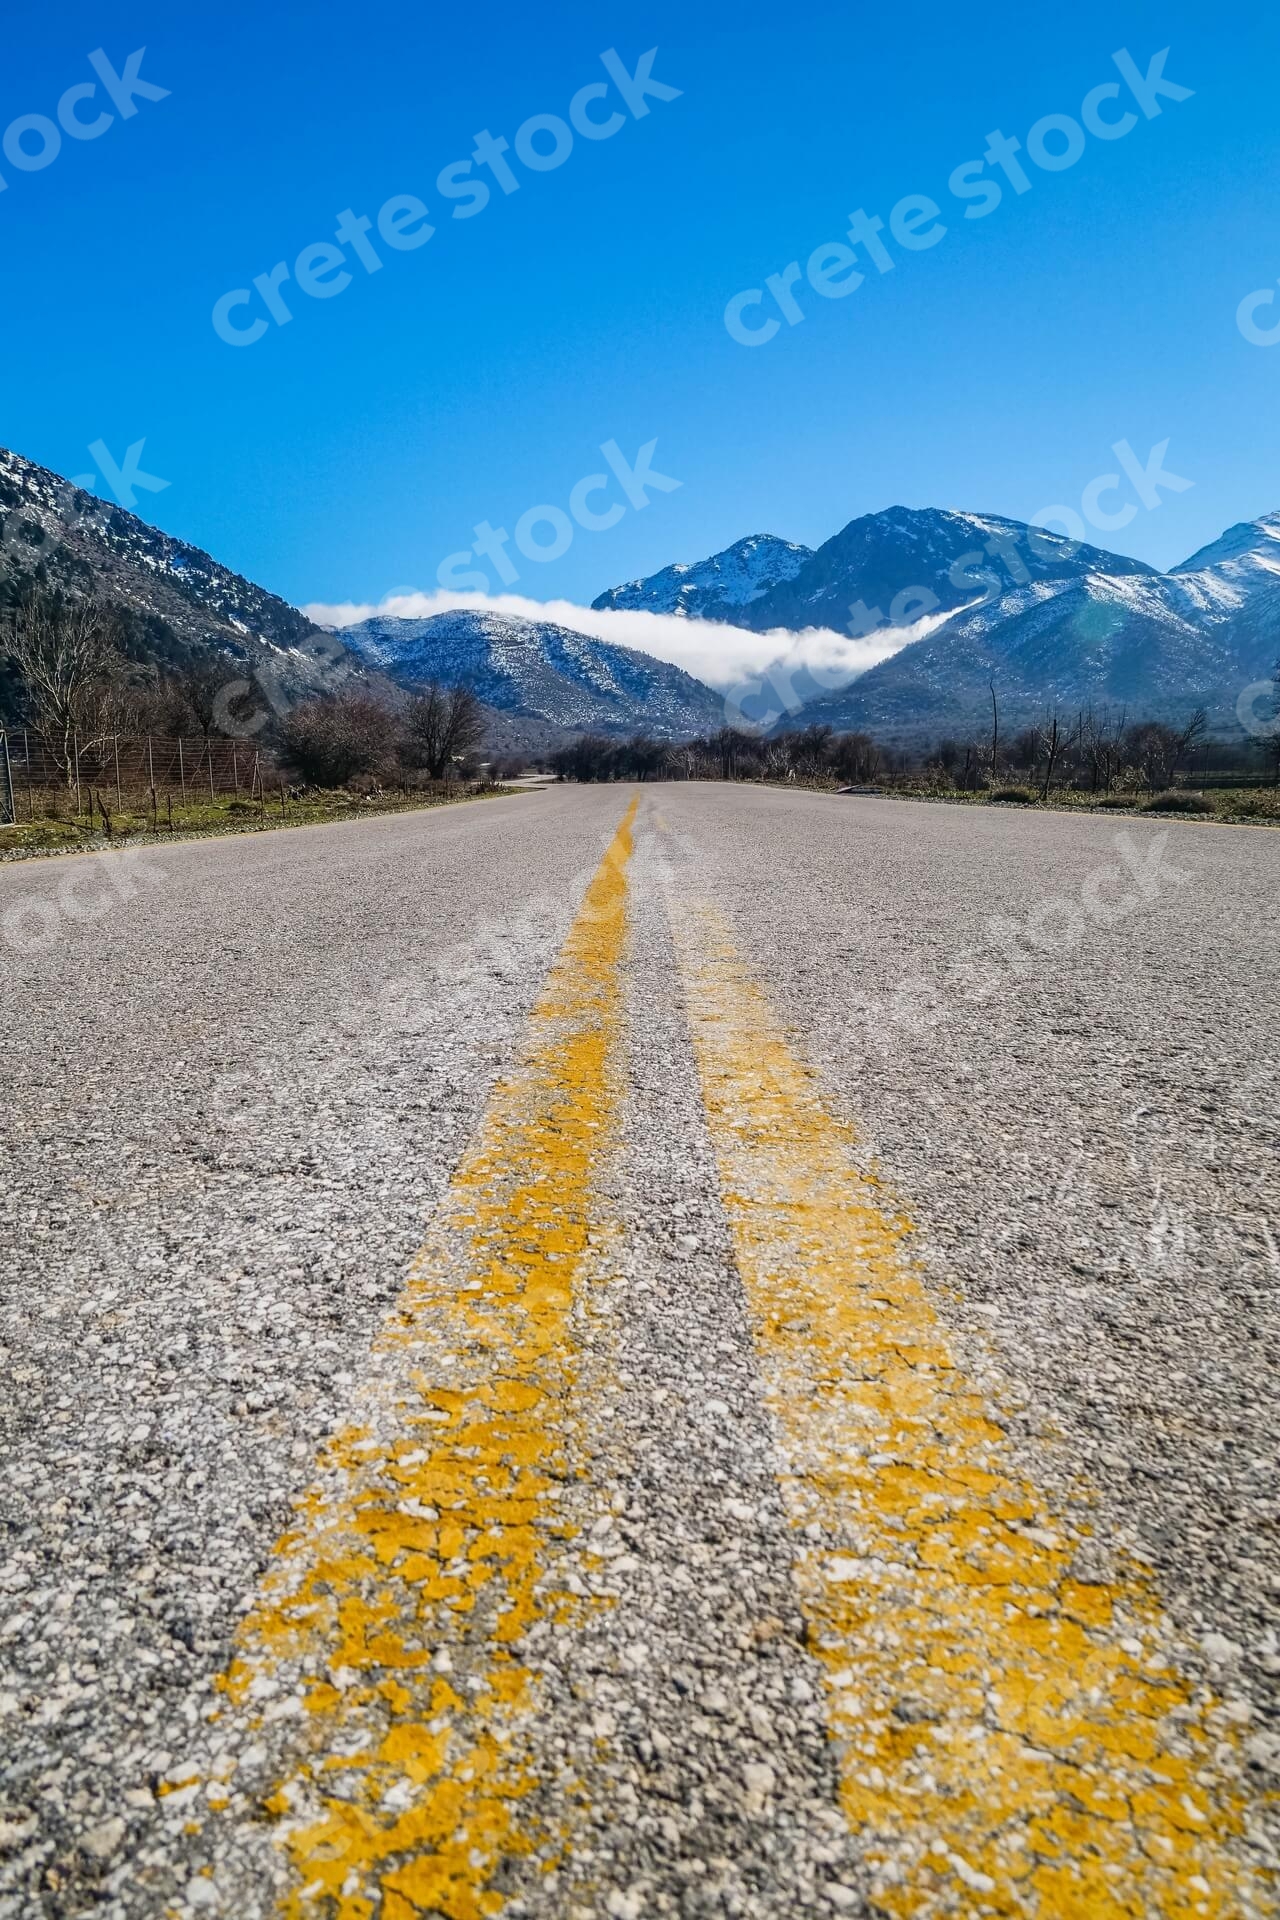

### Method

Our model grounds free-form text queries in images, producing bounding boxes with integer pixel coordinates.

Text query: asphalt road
[1,783,1276,1920]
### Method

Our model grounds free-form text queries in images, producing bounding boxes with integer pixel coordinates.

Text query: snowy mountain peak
[1173,512,1280,575]
[741,504,1154,638]
[592,533,811,620]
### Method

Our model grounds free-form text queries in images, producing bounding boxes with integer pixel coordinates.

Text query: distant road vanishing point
[2,784,1277,1919]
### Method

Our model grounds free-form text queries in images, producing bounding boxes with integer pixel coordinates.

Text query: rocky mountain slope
[0,446,723,751]
[0,446,352,712]
[600,504,1280,738]
[592,534,811,620]
[341,609,726,739]
[792,517,1280,738]
[596,508,1153,636]
[7,435,1274,748]
[748,506,1154,636]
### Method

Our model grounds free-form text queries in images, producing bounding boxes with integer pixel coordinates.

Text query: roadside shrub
[989,786,1035,804]
[280,692,401,787]
[1096,793,1135,809]
[1142,789,1213,814]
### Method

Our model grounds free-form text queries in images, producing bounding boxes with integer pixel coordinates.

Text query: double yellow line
[211,798,637,1919]
[680,904,1263,1920]
[197,793,1266,1919]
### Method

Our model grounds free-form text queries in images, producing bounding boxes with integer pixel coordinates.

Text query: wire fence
[0,730,278,824]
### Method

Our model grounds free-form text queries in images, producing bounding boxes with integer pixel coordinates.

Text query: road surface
[1,783,1277,1919]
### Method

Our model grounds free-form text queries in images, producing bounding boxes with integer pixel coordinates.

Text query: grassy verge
[994,784,1279,825]
[777,778,1280,826]
[0,783,516,862]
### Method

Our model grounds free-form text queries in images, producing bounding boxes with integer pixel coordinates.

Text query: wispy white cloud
[300,587,923,702]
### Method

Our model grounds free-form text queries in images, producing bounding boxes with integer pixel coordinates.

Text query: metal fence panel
[0,732,276,821]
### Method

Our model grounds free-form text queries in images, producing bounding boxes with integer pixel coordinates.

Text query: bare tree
[403,686,446,778]
[830,730,883,784]
[281,691,400,786]
[3,592,125,784]
[403,683,487,781]
[1036,710,1064,802]
[177,657,229,741]
[1123,718,1203,792]
[1172,706,1208,780]
[988,680,1000,785]
[441,684,485,778]
[1079,704,1128,792]
[786,723,834,777]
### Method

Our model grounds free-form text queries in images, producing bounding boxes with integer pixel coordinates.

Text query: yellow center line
[674,901,1269,1920]
[207,796,638,1920]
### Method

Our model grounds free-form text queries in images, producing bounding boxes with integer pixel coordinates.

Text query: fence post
[231,742,239,793]
[114,736,123,812]
[147,734,155,789]
[23,730,34,820]
[208,741,215,804]
[1,730,15,826]
[74,732,82,815]
[178,737,186,806]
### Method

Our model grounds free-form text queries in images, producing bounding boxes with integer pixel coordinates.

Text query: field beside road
[0,781,511,863]
[1,783,1276,1919]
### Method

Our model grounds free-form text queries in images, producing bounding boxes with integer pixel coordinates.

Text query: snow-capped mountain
[1173,511,1280,576]
[0,445,349,705]
[341,609,725,739]
[1164,514,1280,680]
[600,507,1153,638]
[746,505,1156,635]
[6,432,1274,747]
[592,534,811,620]
[601,503,1280,738]
[793,573,1215,737]
[788,521,1280,738]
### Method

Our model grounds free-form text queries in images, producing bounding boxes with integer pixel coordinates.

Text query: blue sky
[3,0,1278,616]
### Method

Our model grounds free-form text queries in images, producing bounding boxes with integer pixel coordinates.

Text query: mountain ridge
[341,608,725,740]
[598,504,1280,738]
[2,441,1275,748]
[591,533,811,621]
[0,446,352,711]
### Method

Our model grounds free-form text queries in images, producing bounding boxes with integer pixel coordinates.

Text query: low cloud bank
[300,588,921,704]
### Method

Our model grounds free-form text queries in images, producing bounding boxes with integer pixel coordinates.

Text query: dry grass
[0,782,513,861]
